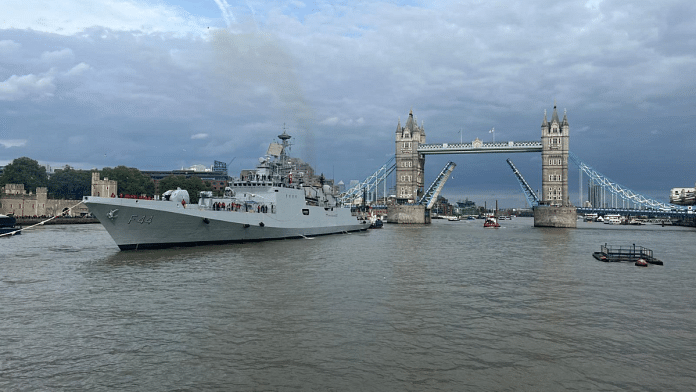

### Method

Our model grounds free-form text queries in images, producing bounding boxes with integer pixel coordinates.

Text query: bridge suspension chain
[568,152,685,211]
[338,156,395,204]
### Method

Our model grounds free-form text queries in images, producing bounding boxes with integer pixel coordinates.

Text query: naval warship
[84,131,370,250]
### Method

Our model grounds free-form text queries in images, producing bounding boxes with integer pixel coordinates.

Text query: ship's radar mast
[278,129,291,142]
[277,127,292,165]
[278,129,292,153]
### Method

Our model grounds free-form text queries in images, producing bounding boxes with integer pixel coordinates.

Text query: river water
[1,218,695,391]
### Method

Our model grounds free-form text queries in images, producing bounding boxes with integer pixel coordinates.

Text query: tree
[158,175,211,204]
[100,166,155,197]
[48,167,92,199]
[0,157,48,193]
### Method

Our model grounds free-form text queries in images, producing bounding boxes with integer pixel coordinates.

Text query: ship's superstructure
[84,131,370,250]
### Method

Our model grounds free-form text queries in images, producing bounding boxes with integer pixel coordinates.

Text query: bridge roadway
[417,141,542,155]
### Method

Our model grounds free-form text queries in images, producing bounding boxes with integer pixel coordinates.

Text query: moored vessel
[84,130,370,250]
[0,214,21,237]
[592,243,663,265]
[603,214,622,225]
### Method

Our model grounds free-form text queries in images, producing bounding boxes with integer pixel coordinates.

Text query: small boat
[484,201,501,228]
[365,210,384,228]
[447,216,460,221]
[592,243,663,265]
[604,214,622,225]
[583,213,598,222]
[483,216,500,228]
[369,218,384,229]
[0,214,21,236]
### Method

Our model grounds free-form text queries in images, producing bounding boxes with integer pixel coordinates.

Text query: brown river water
[1,218,695,391]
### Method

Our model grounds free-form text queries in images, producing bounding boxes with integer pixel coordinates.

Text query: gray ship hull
[84,196,370,250]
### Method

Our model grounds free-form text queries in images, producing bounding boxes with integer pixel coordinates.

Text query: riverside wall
[15,216,99,226]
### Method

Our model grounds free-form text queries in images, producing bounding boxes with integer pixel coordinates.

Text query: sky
[1,0,695,208]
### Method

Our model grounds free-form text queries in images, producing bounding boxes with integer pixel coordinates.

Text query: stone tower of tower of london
[395,109,426,204]
[540,103,570,207]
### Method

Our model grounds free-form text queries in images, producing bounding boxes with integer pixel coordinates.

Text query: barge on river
[592,243,663,265]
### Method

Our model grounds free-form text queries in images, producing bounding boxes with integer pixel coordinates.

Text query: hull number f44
[128,215,154,224]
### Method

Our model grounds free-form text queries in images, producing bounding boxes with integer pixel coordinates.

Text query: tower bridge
[388,105,574,226]
[342,105,690,226]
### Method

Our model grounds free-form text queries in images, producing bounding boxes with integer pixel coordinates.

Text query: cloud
[40,48,74,63]
[65,62,91,77]
[0,72,56,101]
[0,139,28,148]
[0,40,21,52]
[212,0,237,26]
[320,117,339,126]
[319,116,365,126]
[3,0,212,36]
[191,133,209,139]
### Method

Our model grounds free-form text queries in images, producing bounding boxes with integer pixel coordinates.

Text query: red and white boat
[483,216,500,228]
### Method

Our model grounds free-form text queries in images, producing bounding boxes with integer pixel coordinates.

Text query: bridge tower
[389,109,430,223]
[534,103,576,227]
[395,109,426,204]
[540,103,570,206]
